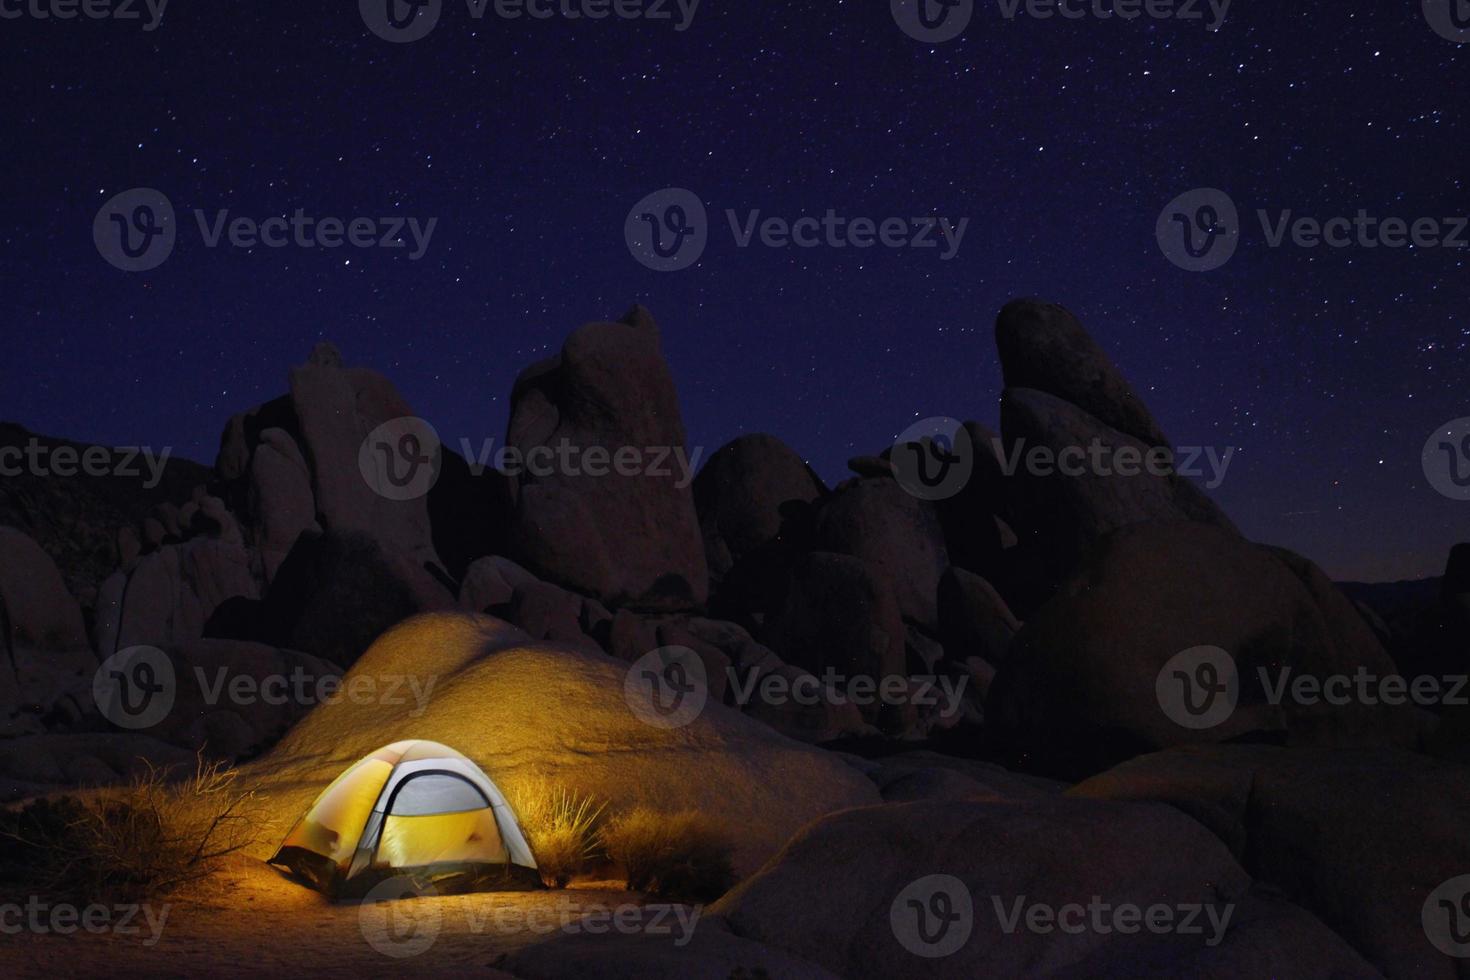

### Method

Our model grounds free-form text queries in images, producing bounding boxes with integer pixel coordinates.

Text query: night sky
[2,1,1466,582]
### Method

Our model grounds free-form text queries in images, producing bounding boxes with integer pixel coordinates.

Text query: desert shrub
[600,807,736,902]
[0,755,258,903]
[505,775,607,888]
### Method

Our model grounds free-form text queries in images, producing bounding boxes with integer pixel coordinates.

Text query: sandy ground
[0,857,671,978]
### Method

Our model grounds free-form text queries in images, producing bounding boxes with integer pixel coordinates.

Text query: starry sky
[2,1,1466,582]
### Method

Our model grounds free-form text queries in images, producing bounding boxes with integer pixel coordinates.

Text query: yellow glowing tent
[269,740,540,898]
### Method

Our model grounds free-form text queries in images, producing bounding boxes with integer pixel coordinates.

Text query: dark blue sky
[2,1,1466,581]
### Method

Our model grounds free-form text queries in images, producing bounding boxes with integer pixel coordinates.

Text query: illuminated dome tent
[270,740,540,898]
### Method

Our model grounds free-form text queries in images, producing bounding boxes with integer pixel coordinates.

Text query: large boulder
[505,308,707,610]
[0,526,88,652]
[0,422,211,611]
[936,566,1019,666]
[683,617,871,744]
[288,343,438,562]
[995,299,1169,448]
[159,639,342,759]
[218,345,444,579]
[502,919,838,980]
[693,433,825,583]
[763,552,907,706]
[1072,745,1470,978]
[94,534,258,656]
[0,733,197,802]
[814,479,949,630]
[246,427,318,583]
[712,797,1373,979]
[0,527,96,734]
[1001,387,1236,584]
[987,521,1415,777]
[228,612,880,876]
[251,529,454,667]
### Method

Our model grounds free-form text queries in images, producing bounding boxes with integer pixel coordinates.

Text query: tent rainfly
[269,739,541,898]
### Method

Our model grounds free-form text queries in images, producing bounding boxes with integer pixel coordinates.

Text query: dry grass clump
[505,774,607,888]
[599,807,736,902]
[0,754,258,903]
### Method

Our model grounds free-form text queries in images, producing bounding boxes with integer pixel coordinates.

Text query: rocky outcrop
[995,298,1169,448]
[94,528,257,656]
[764,552,906,689]
[1001,387,1236,583]
[936,566,1019,666]
[712,797,1373,978]
[250,529,454,667]
[814,478,949,630]
[694,433,825,583]
[1073,745,1470,978]
[987,520,1416,777]
[0,527,96,734]
[233,612,881,877]
[0,733,197,802]
[0,423,210,611]
[504,307,707,610]
[216,345,445,586]
[138,639,342,759]
[246,427,317,583]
